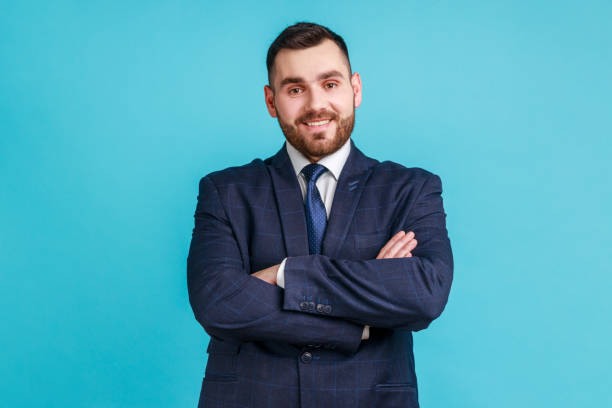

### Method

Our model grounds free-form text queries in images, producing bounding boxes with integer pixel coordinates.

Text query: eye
[325,82,338,89]
[288,87,303,95]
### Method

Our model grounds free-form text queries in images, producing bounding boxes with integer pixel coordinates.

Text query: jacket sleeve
[281,173,453,331]
[187,176,364,354]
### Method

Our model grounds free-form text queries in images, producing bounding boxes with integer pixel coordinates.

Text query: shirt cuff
[361,325,370,340]
[277,258,287,288]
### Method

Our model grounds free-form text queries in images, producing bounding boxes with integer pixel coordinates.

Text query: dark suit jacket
[187,140,453,407]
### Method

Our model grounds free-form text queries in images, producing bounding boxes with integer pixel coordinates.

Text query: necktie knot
[301,163,327,183]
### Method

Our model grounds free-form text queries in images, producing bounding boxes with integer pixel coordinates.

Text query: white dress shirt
[275,138,370,340]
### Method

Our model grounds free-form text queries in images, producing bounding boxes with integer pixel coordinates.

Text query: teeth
[306,120,330,126]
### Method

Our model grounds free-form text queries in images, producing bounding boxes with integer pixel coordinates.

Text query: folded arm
[281,174,453,331]
[187,176,364,354]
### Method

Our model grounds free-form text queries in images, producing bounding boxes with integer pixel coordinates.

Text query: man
[187,22,453,408]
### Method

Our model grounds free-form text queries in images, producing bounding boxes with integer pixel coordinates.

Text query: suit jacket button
[316,303,325,313]
[323,305,332,314]
[299,301,309,310]
[307,301,316,312]
[300,351,313,364]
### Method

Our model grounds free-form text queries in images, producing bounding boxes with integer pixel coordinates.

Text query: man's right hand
[376,231,417,259]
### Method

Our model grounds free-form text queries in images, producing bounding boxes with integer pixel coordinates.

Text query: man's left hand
[251,264,280,286]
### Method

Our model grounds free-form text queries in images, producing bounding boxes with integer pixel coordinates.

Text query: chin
[306,138,345,156]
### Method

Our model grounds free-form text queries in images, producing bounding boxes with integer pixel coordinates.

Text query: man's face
[264,39,362,162]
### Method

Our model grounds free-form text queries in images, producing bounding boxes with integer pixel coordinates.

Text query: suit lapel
[266,143,310,258]
[265,140,377,259]
[321,140,375,258]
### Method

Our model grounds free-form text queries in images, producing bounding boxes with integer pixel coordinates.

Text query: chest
[237,185,402,272]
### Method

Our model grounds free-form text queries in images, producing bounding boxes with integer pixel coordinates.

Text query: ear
[351,72,362,108]
[264,85,277,117]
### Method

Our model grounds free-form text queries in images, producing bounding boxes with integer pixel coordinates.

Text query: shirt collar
[285,137,352,181]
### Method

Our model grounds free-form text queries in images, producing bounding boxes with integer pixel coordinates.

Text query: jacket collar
[265,139,378,258]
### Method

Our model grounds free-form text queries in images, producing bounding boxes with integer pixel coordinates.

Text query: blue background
[1,1,611,407]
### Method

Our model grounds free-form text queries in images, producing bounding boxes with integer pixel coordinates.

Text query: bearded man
[187,22,453,408]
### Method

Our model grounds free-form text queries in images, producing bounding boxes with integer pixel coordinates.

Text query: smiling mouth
[304,119,331,127]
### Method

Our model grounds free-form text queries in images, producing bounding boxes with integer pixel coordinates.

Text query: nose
[305,86,328,112]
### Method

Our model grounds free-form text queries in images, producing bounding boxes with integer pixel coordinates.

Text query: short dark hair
[266,22,351,87]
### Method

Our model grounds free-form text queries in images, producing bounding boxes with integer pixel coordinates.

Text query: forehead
[272,39,350,85]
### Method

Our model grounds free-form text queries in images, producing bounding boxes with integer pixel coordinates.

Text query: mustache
[296,110,339,124]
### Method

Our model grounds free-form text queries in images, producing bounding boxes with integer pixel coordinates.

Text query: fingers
[251,265,278,285]
[396,237,417,258]
[376,231,405,259]
[376,231,417,259]
[386,231,415,258]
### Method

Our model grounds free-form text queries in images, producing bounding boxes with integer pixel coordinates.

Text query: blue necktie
[301,163,328,255]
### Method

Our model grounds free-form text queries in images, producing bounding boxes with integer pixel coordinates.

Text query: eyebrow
[278,70,346,88]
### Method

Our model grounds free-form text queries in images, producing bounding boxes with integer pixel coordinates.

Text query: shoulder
[198,158,268,191]
[369,160,441,187]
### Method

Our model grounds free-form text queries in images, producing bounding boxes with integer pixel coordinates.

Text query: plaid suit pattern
[187,140,453,407]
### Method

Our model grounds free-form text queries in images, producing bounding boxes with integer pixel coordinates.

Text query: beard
[277,107,355,161]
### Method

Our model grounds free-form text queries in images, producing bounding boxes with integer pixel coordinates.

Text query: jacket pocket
[199,339,241,407]
[198,376,239,408]
[206,337,241,355]
[375,383,419,407]
[203,353,238,383]
[203,338,241,383]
